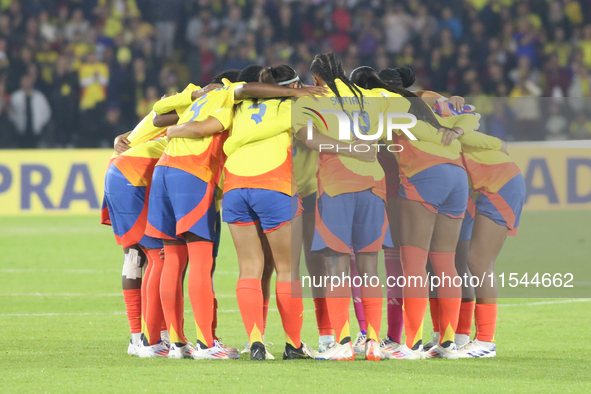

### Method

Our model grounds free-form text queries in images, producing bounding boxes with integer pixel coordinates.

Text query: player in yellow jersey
[429,104,523,358]
[456,130,523,359]
[142,70,243,360]
[349,66,482,360]
[145,66,327,360]
[290,53,398,361]
[100,84,201,356]
[354,66,479,356]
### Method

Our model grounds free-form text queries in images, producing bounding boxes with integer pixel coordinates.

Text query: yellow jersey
[223,98,293,196]
[157,81,244,185]
[292,80,388,200]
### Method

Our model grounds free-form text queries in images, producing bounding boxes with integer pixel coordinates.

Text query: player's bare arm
[234,83,328,101]
[166,117,225,139]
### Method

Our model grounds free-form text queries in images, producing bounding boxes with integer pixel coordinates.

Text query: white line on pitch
[1,299,589,318]
[0,293,253,298]
[0,309,271,317]
[498,298,591,307]
[0,269,239,275]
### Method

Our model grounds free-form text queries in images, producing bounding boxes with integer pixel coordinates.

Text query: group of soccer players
[101,51,525,361]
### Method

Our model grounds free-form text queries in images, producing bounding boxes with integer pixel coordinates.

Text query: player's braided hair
[310,52,364,112]
[350,66,449,131]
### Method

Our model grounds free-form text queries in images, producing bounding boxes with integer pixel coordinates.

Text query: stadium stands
[0,0,590,148]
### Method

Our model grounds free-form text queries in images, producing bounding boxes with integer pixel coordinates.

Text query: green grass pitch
[1,212,590,393]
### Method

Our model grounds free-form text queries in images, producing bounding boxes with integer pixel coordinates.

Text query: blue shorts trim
[222,189,293,232]
[475,173,526,234]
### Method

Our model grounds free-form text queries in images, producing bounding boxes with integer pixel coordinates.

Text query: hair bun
[395,67,415,88]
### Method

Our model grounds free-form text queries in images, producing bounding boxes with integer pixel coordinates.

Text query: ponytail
[310,52,364,111]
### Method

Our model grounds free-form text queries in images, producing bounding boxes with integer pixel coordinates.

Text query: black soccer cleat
[283,343,312,360]
[250,341,266,361]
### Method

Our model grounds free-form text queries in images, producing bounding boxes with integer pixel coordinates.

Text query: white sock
[131,332,141,345]
[319,335,334,343]
[455,334,470,347]
[161,330,170,342]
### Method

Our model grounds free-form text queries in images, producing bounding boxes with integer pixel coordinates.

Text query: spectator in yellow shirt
[79,51,109,110]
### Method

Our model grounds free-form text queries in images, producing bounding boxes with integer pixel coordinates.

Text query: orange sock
[313,298,332,336]
[360,285,383,342]
[160,244,188,344]
[429,252,461,345]
[429,298,440,333]
[123,288,142,334]
[262,298,270,334]
[325,284,351,343]
[400,245,429,349]
[236,278,264,345]
[475,303,497,342]
[457,301,475,336]
[276,281,303,348]
[212,296,218,340]
[187,241,215,347]
[143,249,165,345]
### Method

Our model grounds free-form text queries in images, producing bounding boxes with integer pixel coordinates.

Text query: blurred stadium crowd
[1,0,591,149]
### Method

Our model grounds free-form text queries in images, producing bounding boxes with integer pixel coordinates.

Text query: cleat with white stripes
[138,340,169,358]
[380,337,402,359]
[426,342,459,359]
[215,339,239,355]
[457,340,496,358]
[192,341,239,360]
[352,332,367,355]
[390,344,426,360]
[167,342,197,359]
[315,340,355,361]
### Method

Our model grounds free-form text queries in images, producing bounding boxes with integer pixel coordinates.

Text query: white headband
[278,76,300,86]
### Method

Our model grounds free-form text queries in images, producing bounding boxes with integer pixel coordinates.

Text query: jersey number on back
[248,103,267,124]
[188,94,209,122]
